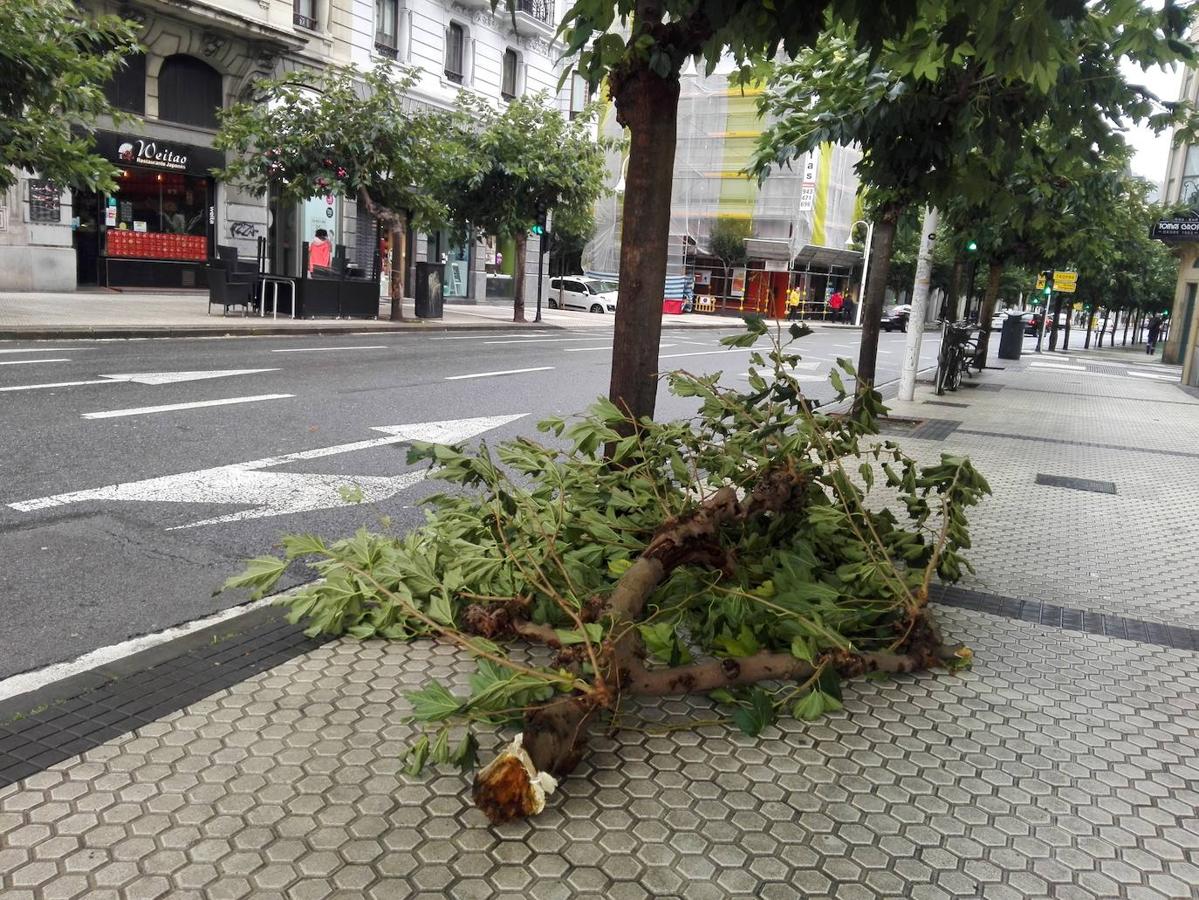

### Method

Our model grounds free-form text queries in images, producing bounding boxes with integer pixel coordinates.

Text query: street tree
[708,216,751,268]
[215,64,452,321]
[0,0,140,191]
[551,0,938,425]
[229,321,987,822]
[433,95,611,322]
[752,2,1196,389]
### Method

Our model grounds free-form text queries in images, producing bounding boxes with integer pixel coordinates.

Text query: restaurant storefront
[74,130,224,289]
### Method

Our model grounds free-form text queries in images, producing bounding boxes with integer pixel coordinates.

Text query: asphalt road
[0,321,943,678]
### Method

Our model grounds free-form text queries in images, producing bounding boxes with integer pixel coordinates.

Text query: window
[502,49,519,100]
[569,71,590,120]
[28,180,61,224]
[375,0,398,57]
[294,0,316,29]
[445,22,465,83]
[1182,146,1199,206]
[158,55,223,130]
[104,51,146,115]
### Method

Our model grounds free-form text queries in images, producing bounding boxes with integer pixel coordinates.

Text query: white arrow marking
[82,394,295,419]
[0,369,280,393]
[8,414,525,529]
[0,347,89,354]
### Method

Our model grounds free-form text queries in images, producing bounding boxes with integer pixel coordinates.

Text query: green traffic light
[966,240,978,252]
[531,225,544,235]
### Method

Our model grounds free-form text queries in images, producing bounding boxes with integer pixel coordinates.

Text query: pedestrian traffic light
[966,240,978,252]
[531,204,548,236]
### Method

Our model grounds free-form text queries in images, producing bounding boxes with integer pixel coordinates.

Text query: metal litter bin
[998,313,1024,360]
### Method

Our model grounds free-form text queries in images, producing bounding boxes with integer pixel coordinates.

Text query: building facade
[1159,55,1199,381]
[0,0,572,304]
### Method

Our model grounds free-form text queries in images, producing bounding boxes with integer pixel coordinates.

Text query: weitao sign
[1151,216,1199,242]
[92,130,225,177]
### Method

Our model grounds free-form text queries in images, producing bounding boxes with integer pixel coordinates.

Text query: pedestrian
[828,289,844,322]
[1147,314,1163,355]
[308,228,332,273]
[786,285,802,320]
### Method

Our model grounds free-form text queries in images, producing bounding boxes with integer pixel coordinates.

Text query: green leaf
[792,690,825,721]
[428,590,455,627]
[709,688,737,705]
[555,623,604,645]
[405,683,462,721]
[639,621,693,665]
[730,687,776,737]
[713,625,761,658]
[789,637,814,663]
[282,534,328,559]
[607,557,633,577]
[338,484,366,504]
[220,555,287,597]
[450,732,479,771]
[403,735,430,776]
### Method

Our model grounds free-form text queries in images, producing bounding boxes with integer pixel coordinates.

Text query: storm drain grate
[1035,473,1117,494]
[877,418,963,441]
[924,400,969,408]
[960,382,1005,391]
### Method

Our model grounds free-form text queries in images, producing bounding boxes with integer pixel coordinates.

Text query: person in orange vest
[309,228,332,273]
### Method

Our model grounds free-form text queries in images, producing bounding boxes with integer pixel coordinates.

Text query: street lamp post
[847,220,873,326]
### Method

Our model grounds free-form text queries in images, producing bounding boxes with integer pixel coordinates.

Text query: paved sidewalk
[2,347,1199,899]
[0,291,741,339]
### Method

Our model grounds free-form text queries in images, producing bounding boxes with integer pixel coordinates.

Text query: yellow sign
[1035,274,1046,290]
[1053,270,1077,292]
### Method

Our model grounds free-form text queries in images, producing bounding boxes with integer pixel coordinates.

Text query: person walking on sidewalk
[1147,314,1163,355]
[828,289,844,322]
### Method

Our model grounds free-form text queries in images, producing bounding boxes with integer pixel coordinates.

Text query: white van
[546,276,619,313]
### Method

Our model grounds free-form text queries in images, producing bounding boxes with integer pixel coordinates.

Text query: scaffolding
[583,68,865,314]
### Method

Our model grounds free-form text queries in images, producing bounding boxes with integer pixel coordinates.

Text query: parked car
[990,309,1020,331]
[880,304,911,332]
[546,276,618,313]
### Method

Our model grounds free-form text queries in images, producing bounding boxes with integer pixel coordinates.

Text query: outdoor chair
[206,258,254,316]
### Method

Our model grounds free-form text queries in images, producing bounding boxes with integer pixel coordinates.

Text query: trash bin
[414,261,444,319]
[998,313,1024,360]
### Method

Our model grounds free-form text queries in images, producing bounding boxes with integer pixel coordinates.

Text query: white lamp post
[846,220,873,326]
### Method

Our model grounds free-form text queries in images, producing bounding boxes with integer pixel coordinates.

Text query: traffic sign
[1053,270,1077,293]
[1035,274,1046,290]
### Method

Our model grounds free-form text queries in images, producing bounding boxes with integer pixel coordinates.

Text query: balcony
[515,0,554,24]
[502,0,557,38]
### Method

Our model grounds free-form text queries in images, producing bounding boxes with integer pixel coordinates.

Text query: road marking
[433,333,555,340]
[483,337,612,345]
[271,345,387,353]
[445,367,553,380]
[659,348,756,360]
[1126,371,1178,381]
[82,394,295,419]
[0,347,88,354]
[562,344,676,353]
[9,414,525,528]
[0,368,279,393]
[0,358,70,366]
[1030,362,1086,372]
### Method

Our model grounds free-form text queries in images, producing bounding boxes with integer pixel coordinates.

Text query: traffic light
[1041,269,1052,298]
[966,240,978,252]
[531,204,548,236]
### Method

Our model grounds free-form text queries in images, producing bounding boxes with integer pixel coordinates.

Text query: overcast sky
[1121,56,1184,189]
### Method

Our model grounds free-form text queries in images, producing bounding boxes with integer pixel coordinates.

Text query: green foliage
[0,0,141,192]
[432,94,615,246]
[708,217,752,267]
[229,322,990,774]
[215,63,454,228]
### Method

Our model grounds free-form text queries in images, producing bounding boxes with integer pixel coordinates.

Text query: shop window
[376,0,399,57]
[294,0,317,29]
[569,70,591,120]
[445,22,465,84]
[28,180,61,224]
[104,51,146,115]
[105,169,211,261]
[158,55,223,130]
[502,49,519,101]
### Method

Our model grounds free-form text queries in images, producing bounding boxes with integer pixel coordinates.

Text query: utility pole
[899,207,938,401]
[1034,271,1051,353]
[533,207,551,324]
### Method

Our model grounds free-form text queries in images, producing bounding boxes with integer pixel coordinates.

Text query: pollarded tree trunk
[390,214,407,322]
[513,231,528,323]
[946,258,963,321]
[856,204,902,390]
[1099,308,1110,347]
[607,53,680,425]
[972,261,1004,368]
[1084,308,1094,349]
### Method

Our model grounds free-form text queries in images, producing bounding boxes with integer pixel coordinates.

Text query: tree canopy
[0,0,140,191]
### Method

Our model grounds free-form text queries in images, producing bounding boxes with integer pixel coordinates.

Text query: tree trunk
[513,231,528,323]
[389,213,407,322]
[1099,308,1110,348]
[971,261,1004,368]
[1084,308,1094,349]
[857,205,902,390]
[608,59,680,425]
[1062,303,1072,351]
[1048,295,1064,351]
[946,258,963,321]
[898,206,938,402]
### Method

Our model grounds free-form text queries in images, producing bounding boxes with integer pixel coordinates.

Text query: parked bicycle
[934,320,980,394]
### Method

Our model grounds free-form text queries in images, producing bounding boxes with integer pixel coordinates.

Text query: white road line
[0,358,70,366]
[445,366,554,380]
[432,333,556,340]
[563,344,676,353]
[82,394,295,419]
[0,347,88,354]
[484,337,613,345]
[0,368,279,393]
[1126,371,1178,380]
[659,348,757,360]
[1030,363,1086,372]
[0,379,119,392]
[271,345,387,353]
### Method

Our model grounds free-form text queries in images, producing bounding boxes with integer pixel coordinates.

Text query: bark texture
[971,261,1004,368]
[513,231,528,323]
[607,62,680,426]
[856,207,901,390]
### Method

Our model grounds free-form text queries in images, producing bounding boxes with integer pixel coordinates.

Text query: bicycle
[934,320,980,394]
